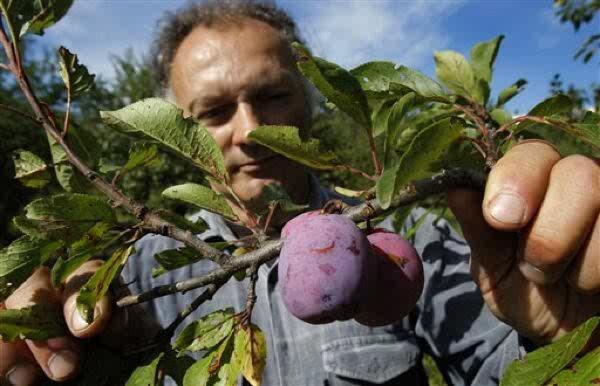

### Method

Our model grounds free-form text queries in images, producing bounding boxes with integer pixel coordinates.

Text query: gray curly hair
[151,0,305,91]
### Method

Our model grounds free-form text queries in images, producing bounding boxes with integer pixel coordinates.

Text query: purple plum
[355,229,424,326]
[279,211,374,324]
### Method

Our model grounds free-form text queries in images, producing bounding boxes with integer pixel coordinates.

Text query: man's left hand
[448,140,599,346]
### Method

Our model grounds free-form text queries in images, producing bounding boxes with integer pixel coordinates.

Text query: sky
[32,0,600,114]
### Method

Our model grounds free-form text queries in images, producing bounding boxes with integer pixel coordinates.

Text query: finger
[0,340,43,386]
[447,189,517,294]
[518,155,600,285]
[483,140,561,231]
[62,260,112,338]
[5,267,83,382]
[567,214,600,294]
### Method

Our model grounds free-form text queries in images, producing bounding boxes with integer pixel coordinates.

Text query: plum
[279,211,374,324]
[355,229,424,326]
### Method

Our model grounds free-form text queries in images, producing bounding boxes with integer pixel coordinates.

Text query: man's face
[169,18,310,213]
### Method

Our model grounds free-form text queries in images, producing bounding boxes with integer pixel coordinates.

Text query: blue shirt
[123,178,524,385]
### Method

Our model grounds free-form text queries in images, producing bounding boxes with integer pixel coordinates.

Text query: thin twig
[116,168,486,307]
[495,115,553,136]
[62,90,71,137]
[454,104,488,137]
[0,62,10,71]
[0,103,39,124]
[241,265,259,325]
[367,128,382,176]
[336,164,377,181]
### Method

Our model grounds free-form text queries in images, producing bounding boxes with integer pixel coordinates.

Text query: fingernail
[71,308,90,331]
[48,350,78,380]
[7,363,38,385]
[518,260,558,285]
[489,192,525,225]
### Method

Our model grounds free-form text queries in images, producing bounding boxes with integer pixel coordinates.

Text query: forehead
[169,18,298,105]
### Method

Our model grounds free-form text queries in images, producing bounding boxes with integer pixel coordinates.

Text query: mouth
[236,154,282,172]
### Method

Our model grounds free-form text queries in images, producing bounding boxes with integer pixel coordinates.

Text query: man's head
[151,0,313,222]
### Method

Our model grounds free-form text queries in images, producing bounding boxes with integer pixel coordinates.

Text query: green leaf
[434,51,485,103]
[257,184,308,216]
[125,352,164,386]
[100,98,227,180]
[47,124,97,192]
[248,125,340,170]
[58,46,95,96]
[350,62,447,102]
[383,92,416,169]
[11,149,51,188]
[513,94,574,135]
[376,118,463,209]
[163,183,236,220]
[18,193,115,243]
[154,210,208,235]
[500,316,600,386]
[0,0,73,38]
[20,0,74,37]
[0,236,62,301]
[496,79,527,107]
[174,308,235,353]
[370,98,397,137]
[123,143,160,174]
[0,304,66,341]
[391,204,415,234]
[51,222,115,286]
[236,324,267,386]
[183,351,218,386]
[490,108,513,125]
[546,346,600,386]
[566,123,600,150]
[470,35,504,84]
[405,209,432,241]
[152,247,203,278]
[293,43,371,129]
[77,244,135,323]
[162,353,196,386]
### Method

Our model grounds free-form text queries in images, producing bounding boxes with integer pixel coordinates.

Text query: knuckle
[522,228,570,267]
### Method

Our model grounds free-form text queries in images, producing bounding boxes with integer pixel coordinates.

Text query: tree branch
[0,103,40,124]
[116,168,485,307]
[0,28,231,267]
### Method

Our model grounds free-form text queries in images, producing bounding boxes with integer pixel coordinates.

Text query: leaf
[162,353,196,386]
[183,351,218,386]
[496,79,527,107]
[47,123,97,192]
[257,184,308,216]
[58,46,95,96]
[293,43,371,129]
[154,210,208,235]
[77,244,135,323]
[0,236,62,301]
[122,143,161,174]
[125,352,164,386]
[152,247,202,278]
[545,346,600,386]
[376,118,463,209]
[490,108,513,125]
[173,308,235,353]
[565,123,600,150]
[248,125,340,170]
[405,209,432,241]
[11,149,51,188]
[383,92,416,169]
[163,184,236,220]
[513,94,574,135]
[434,51,485,103]
[100,98,227,180]
[51,222,115,286]
[0,304,66,341]
[18,193,115,243]
[500,316,600,386]
[371,98,397,137]
[470,35,504,84]
[20,0,74,36]
[236,324,267,386]
[391,204,415,234]
[350,61,447,102]
[0,0,73,38]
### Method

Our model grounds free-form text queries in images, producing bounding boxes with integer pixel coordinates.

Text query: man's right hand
[1,260,123,385]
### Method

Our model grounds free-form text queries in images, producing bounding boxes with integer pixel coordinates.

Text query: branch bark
[116,168,485,307]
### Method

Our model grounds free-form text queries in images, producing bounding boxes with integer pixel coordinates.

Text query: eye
[258,90,291,102]
[197,104,234,121]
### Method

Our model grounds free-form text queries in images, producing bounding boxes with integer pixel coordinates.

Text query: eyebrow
[187,70,296,113]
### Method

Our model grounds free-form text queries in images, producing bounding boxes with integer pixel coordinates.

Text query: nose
[231,102,261,146]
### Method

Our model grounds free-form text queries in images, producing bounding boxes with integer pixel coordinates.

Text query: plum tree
[355,229,424,327]
[278,211,374,324]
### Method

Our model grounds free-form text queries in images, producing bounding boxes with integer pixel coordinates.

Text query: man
[1,1,598,385]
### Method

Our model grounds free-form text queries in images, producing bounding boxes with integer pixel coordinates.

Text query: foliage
[554,0,600,62]
[0,3,598,386]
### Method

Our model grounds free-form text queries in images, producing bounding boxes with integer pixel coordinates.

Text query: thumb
[61,260,112,339]
[447,188,518,292]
